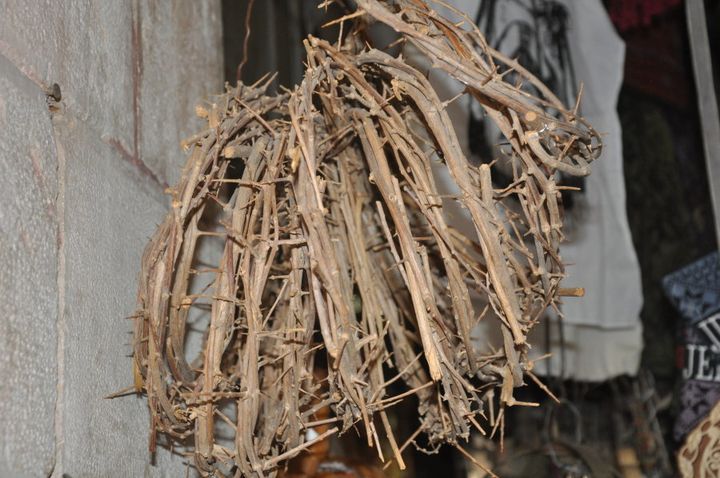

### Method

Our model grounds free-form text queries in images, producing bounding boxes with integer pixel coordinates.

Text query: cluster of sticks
[132,0,600,476]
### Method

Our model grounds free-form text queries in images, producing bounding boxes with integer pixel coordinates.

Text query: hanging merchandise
[129,1,603,475]
[677,395,720,477]
[607,0,683,32]
[663,252,720,442]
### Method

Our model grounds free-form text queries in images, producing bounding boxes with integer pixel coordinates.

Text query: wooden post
[686,0,720,250]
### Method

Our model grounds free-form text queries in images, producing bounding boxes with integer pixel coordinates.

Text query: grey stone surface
[55,113,189,477]
[0,54,58,476]
[0,0,136,154]
[0,0,223,185]
[0,1,223,475]
[139,0,223,186]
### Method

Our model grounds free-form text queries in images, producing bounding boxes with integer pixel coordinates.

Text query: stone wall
[0,1,223,476]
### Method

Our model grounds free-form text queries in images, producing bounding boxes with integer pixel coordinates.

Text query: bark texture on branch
[132,1,601,475]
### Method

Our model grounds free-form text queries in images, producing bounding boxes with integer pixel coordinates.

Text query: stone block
[54,112,187,476]
[138,0,223,186]
[0,53,58,477]
[0,0,135,154]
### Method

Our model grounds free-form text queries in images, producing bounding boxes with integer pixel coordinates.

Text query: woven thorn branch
[131,0,601,476]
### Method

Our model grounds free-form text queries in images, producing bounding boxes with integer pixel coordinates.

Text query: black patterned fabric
[663,253,720,441]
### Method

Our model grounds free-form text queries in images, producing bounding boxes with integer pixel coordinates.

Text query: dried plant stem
[132,1,600,476]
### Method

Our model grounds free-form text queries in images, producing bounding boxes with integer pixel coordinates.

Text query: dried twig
[132,1,600,476]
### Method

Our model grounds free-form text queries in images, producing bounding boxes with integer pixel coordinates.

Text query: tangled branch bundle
[132,0,601,475]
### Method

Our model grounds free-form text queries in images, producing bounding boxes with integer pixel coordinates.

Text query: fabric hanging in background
[409,0,644,381]
[614,0,718,388]
[607,0,683,32]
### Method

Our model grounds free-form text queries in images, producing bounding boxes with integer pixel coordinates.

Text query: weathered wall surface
[0,1,223,476]
[0,53,59,478]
